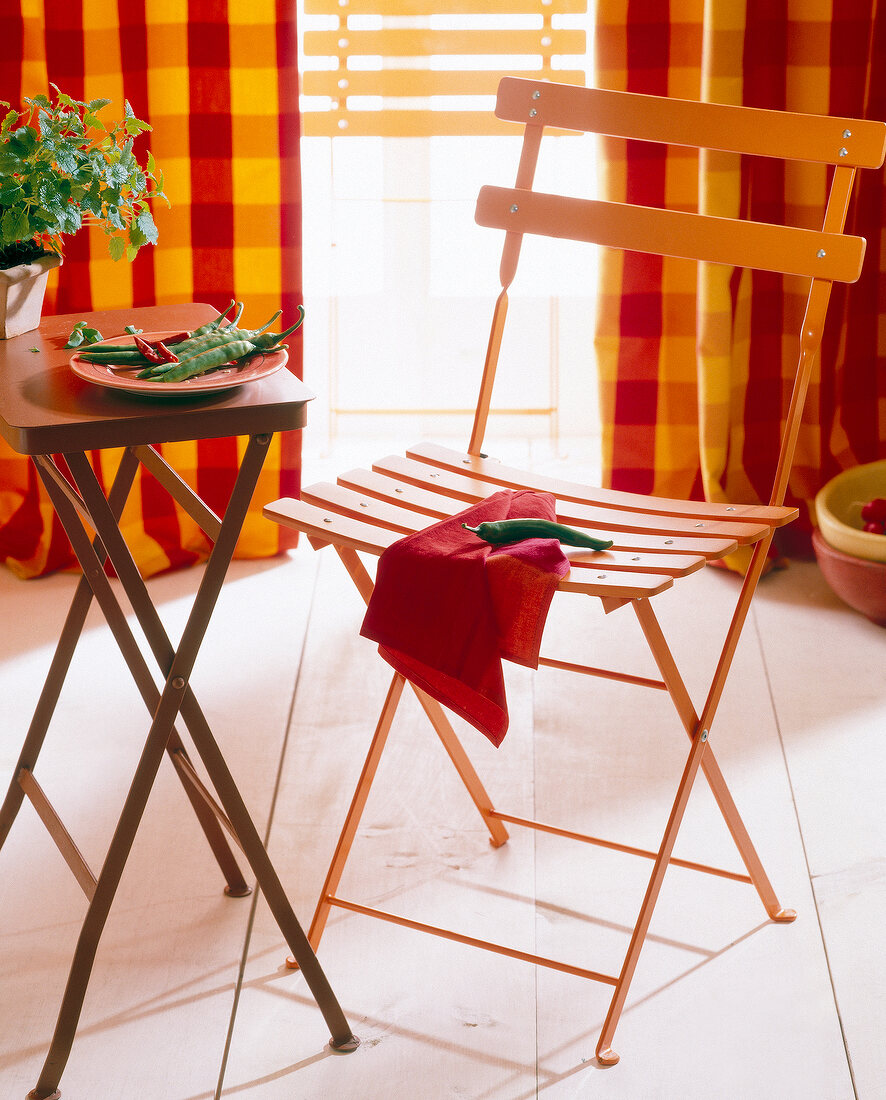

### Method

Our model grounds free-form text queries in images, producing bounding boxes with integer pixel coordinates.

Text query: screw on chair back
[264,78,885,1065]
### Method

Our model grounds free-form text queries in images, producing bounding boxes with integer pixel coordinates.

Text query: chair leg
[288,671,407,966]
[331,545,509,847]
[632,597,795,920]
[409,685,510,848]
[595,728,711,1065]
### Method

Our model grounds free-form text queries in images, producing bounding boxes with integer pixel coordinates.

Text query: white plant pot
[0,253,63,339]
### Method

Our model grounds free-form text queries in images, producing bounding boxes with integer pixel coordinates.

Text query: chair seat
[265,441,798,605]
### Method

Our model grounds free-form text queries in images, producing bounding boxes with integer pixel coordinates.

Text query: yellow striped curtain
[595,0,885,566]
[0,1,302,578]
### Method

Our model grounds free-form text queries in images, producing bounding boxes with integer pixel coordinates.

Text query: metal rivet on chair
[664,538,674,544]
[695,522,705,527]
[360,501,368,507]
[532,89,542,99]
[632,555,641,561]
[597,573,607,579]
[529,108,538,117]
[839,147,849,157]
[323,516,333,523]
[817,248,827,257]
[726,506,735,511]
[843,128,852,138]
[510,203,519,213]
[395,487,404,493]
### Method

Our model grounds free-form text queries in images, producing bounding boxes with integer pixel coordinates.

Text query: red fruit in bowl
[863,521,886,535]
[861,497,886,523]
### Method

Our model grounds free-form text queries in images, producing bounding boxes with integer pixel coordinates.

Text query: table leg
[23,451,249,895]
[0,452,138,855]
[66,439,358,1046]
[26,436,355,1099]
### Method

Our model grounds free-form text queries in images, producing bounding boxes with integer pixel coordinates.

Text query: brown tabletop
[0,303,313,455]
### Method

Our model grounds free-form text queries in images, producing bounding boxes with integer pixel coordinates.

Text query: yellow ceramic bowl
[815,459,886,564]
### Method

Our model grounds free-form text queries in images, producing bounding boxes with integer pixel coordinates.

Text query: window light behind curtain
[299,1,594,444]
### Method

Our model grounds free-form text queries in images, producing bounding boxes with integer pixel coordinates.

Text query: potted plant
[0,84,167,338]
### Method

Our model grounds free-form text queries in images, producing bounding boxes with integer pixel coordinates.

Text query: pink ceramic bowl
[812,528,886,627]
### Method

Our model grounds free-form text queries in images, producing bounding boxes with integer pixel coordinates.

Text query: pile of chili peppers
[74,300,304,382]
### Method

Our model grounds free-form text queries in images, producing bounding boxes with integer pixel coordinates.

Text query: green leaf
[105,206,125,230]
[53,145,79,174]
[108,235,125,261]
[64,322,86,347]
[87,98,111,112]
[65,321,103,347]
[105,161,129,188]
[0,178,23,203]
[3,206,32,242]
[124,325,143,334]
[131,209,158,247]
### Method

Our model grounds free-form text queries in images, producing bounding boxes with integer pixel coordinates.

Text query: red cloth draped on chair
[0,0,302,577]
[594,0,886,565]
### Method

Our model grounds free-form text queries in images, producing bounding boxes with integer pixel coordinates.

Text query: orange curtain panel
[594,0,886,561]
[0,0,302,578]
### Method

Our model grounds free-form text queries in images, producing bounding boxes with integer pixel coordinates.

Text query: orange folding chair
[264,78,886,1064]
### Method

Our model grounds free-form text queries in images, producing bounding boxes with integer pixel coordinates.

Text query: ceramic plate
[69,331,288,396]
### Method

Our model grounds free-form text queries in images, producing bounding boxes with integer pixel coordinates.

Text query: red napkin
[360,489,570,745]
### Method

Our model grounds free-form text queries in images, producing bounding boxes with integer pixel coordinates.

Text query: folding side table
[0,304,357,1100]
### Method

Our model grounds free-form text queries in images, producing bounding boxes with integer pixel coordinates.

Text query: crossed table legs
[0,435,357,1100]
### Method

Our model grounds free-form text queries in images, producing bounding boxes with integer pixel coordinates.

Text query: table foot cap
[329,1034,360,1054]
[28,1089,61,1099]
[224,884,253,898]
[596,1047,619,1067]
[770,906,797,923]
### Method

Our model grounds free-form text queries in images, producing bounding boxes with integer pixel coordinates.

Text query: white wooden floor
[1,435,884,1100]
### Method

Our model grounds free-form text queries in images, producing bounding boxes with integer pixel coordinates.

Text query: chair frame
[265,77,886,1064]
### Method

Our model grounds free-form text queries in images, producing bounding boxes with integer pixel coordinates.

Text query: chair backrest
[469,77,886,507]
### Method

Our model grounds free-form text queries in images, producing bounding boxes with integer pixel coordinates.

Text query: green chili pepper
[248,312,305,351]
[159,338,256,382]
[462,518,613,550]
[136,328,247,377]
[190,300,236,337]
[79,349,150,364]
[219,301,245,329]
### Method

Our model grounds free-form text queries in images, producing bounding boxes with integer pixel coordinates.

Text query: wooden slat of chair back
[495,76,886,169]
[475,185,867,282]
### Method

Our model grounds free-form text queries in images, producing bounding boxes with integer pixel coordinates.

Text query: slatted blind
[302,1,587,136]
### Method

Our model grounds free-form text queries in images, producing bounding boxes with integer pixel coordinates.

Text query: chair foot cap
[771,907,797,923]
[285,954,299,970]
[597,1048,619,1066]
[28,1090,61,1099]
[329,1034,361,1054]
[223,884,253,898]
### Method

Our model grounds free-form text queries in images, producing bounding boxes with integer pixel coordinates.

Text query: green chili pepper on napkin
[462,518,613,550]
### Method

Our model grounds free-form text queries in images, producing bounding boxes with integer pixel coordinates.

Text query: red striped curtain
[0,1,302,577]
[594,0,886,564]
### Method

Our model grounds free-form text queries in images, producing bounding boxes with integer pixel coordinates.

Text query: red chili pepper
[134,335,165,364]
[159,331,190,346]
[154,341,179,363]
